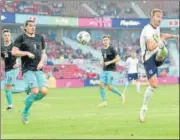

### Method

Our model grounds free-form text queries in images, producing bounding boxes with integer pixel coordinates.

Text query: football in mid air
[77,31,91,45]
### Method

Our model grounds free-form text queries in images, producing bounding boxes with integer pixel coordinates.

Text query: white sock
[142,86,155,108]
[8,105,13,108]
[123,80,129,93]
[136,81,140,92]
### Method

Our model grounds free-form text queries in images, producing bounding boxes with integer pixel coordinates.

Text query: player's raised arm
[104,48,120,66]
[12,47,28,57]
[160,33,179,40]
[12,35,34,58]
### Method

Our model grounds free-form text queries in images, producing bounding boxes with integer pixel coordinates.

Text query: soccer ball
[77,31,91,45]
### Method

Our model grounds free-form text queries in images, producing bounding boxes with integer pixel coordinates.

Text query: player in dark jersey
[1,29,20,110]
[98,35,125,107]
[12,20,48,124]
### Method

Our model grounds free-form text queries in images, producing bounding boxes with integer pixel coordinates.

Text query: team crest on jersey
[149,69,153,75]
[153,33,160,42]
[4,52,8,58]
[103,52,107,59]
[33,44,37,50]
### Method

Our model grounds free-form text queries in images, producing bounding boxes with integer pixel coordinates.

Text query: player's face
[131,53,136,58]
[3,32,11,44]
[152,12,163,27]
[25,22,36,34]
[103,37,110,47]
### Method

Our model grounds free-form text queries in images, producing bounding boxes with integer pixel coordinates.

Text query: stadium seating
[0,0,178,18]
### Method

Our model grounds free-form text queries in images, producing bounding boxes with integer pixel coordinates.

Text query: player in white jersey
[139,8,179,122]
[123,52,141,94]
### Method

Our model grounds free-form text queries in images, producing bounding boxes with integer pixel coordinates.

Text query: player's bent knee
[150,83,158,88]
[107,85,113,90]
[39,87,48,96]
[5,85,13,90]
[156,47,168,61]
[31,88,39,94]
[149,76,158,88]
[149,80,158,88]
[99,82,105,88]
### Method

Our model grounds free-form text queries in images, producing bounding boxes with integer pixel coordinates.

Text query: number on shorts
[7,76,12,83]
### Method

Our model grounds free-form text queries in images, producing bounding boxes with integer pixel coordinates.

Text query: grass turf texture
[1,85,179,139]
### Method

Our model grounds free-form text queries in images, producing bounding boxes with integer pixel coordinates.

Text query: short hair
[103,35,110,39]
[21,19,35,32]
[24,19,35,27]
[2,29,10,34]
[151,8,163,17]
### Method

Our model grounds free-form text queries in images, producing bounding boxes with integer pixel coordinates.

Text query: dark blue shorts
[144,53,164,80]
[128,73,138,81]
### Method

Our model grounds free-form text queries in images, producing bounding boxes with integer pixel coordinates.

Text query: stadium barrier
[0,76,178,90]
[56,79,84,88]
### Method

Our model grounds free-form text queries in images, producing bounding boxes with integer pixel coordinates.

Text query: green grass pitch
[1,85,179,139]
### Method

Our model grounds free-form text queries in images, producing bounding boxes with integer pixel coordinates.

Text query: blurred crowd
[1,0,178,18]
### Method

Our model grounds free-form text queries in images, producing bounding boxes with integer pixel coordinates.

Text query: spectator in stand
[53,66,59,72]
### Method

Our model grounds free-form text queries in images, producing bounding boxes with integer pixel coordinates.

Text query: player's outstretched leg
[22,71,48,124]
[140,76,157,122]
[123,79,129,95]
[98,82,107,107]
[34,71,48,101]
[108,85,125,104]
[4,69,18,110]
[136,80,141,93]
[4,86,13,110]
[22,88,39,124]
[22,88,47,124]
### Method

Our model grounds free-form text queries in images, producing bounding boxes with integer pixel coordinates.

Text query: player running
[139,8,179,122]
[1,29,21,110]
[123,52,141,94]
[12,20,48,124]
[98,35,125,107]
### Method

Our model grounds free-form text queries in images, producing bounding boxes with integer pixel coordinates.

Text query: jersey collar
[149,23,157,29]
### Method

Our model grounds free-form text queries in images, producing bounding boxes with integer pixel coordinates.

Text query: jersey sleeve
[111,47,118,56]
[144,26,154,40]
[14,35,23,49]
[136,58,139,63]
[101,49,104,56]
[126,58,129,64]
[41,35,46,50]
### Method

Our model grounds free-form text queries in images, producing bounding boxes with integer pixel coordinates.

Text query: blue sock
[23,93,36,114]
[34,93,45,101]
[4,89,12,106]
[100,88,106,101]
[110,87,122,96]
[23,92,46,114]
